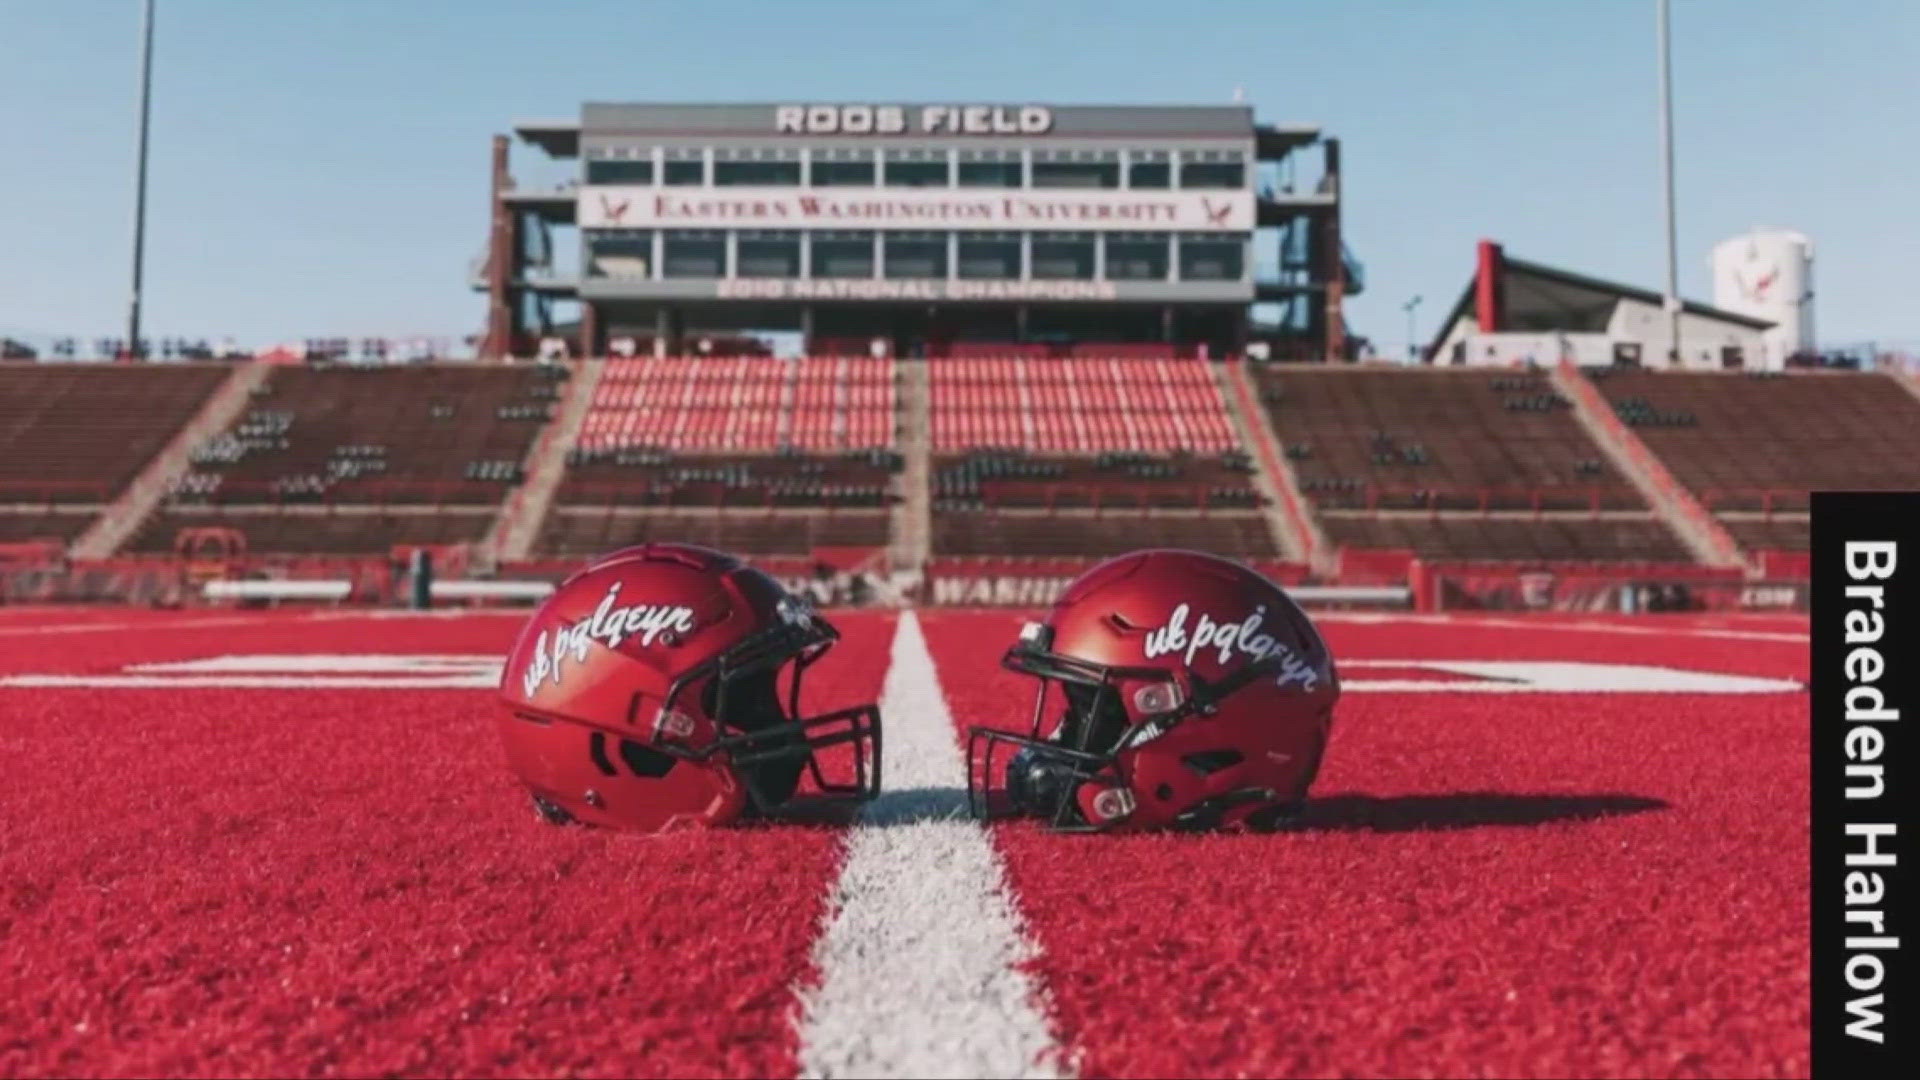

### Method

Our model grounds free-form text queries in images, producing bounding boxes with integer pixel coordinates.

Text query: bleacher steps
[893,358,932,570]
[488,358,606,562]
[1216,359,1331,572]
[71,358,274,559]
[1550,363,1748,570]
[1885,364,1920,408]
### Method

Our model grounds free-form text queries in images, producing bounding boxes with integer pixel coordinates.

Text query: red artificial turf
[924,609,1810,1079]
[0,606,1811,1078]
[0,609,895,1078]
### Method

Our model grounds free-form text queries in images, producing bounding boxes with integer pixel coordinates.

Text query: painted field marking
[794,611,1067,1080]
[0,655,1798,694]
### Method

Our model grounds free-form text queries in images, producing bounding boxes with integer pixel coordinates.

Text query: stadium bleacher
[0,363,229,499]
[6,351,1907,600]
[1589,368,1920,554]
[581,356,895,452]
[125,363,562,554]
[933,451,1260,511]
[1253,365,1689,562]
[535,356,901,560]
[559,448,900,509]
[0,362,229,546]
[933,511,1279,560]
[923,357,1274,560]
[1319,514,1688,562]
[930,356,1234,454]
[132,509,494,554]
[537,508,891,558]
[0,510,99,544]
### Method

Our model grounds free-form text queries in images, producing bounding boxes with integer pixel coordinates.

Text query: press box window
[1180,150,1246,189]
[1127,150,1171,190]
[586,230,653,279]
[812,149,876,187]
[884,149,950,187]
[585,159,654,184]
[1178,233,1246,281]
[811,231,876,278]
[736,231,800,278]
[956,232,1020,279]
[1032,151,1119,189]
[714,148,800,187]
[662,150,705,186]
[662,231,726,278]
[1105,233,1169,281]
[1031,232,1096,280]
[957,150,1022,188]
[884,232,947,279]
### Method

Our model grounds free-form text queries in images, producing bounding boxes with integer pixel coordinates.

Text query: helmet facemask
[651,606,882,818]
[967,621,1301,832]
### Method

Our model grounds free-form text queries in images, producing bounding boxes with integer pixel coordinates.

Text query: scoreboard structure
[478,102,1361,359]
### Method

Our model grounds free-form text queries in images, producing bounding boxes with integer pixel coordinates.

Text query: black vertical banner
[1812,492,1916,1074]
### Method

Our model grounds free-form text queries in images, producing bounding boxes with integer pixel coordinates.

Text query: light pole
[127,0,156,360]
[1657,0,1681,365]
[1403,295,1423,362]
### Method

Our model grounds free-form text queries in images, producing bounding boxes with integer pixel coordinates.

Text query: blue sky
[2,0,1914,353]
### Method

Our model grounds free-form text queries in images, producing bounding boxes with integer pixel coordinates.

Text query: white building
[1427,240,1779,370]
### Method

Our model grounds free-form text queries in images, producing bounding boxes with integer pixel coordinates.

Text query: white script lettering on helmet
[1140,603,1319,690]
[521,582,697,697]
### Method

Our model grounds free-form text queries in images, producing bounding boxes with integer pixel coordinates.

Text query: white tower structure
[1710,228,1815,364]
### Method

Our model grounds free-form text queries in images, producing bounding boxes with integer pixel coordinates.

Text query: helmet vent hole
[617,738,677,778]
[588,732,619,776]
[1181,750,1245,776]
[1155,783,1174,801]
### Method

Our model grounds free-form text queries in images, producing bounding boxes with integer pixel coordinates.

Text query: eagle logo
[1201,198,1234,226]
[598,195,632,224]
[1733,265,1779,302]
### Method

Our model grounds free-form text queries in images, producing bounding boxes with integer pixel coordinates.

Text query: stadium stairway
[893,359,931,569]
[486,358,606,562]
[73,359,274,559]
[1889,363,1920,407]
[1550,362,1747,570]
[1219,359,1328,571]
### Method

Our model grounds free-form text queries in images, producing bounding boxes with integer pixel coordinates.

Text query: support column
[1320,138,1346,363]
[654,308,671,358]
[482,134,517,360]
[578,303,599,360]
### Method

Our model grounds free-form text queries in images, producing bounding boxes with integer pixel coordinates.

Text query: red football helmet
[497,542,880,831]
[968,549,1339,832]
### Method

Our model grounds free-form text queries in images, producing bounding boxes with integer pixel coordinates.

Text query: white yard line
[0,613,311,637]
[1315,611,1808,643]
[794,611,1067,1080]
[0,607,528,638]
